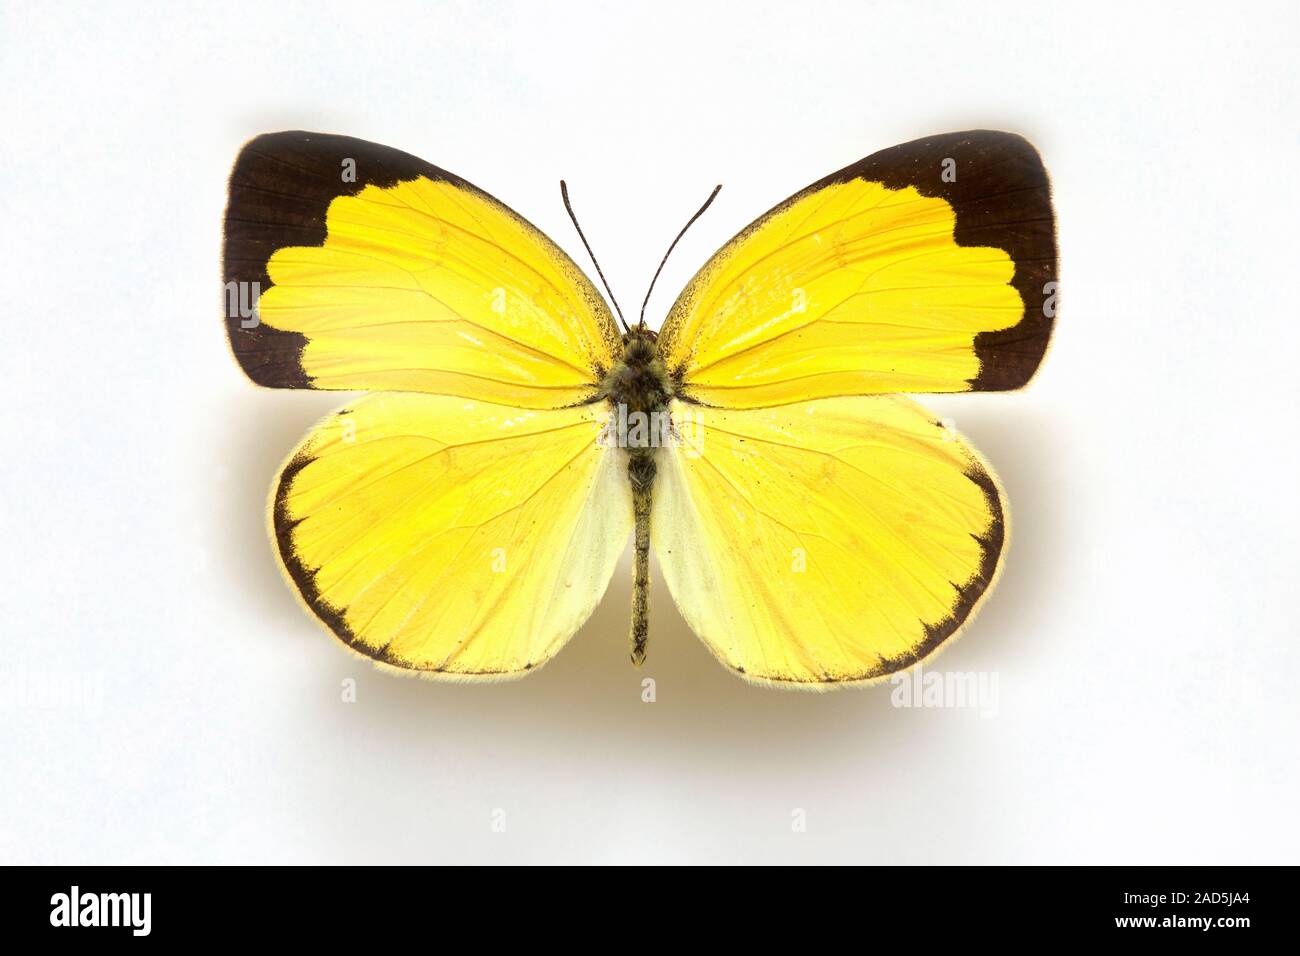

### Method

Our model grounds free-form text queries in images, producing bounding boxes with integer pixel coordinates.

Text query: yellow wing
[657,131,1056,407]
[272,394,631,677]
[224,131,619,408]
[652,397,1003,684]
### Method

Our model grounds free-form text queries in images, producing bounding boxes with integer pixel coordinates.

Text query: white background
[2,0,1297,864]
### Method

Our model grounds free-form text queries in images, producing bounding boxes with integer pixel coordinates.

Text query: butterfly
[223,130,1056,686]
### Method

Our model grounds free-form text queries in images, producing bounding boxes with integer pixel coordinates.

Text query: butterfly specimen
[223,130,1056,686]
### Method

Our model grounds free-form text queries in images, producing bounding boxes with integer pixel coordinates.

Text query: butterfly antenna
[639,183,722,329]
[560,180,630,334]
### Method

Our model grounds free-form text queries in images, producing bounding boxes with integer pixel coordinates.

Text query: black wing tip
[221,131,469,391]
[223,322,313,389]
[828,130,1057,393]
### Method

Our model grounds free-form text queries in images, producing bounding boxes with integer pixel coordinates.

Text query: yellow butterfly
[223,130,1056,686]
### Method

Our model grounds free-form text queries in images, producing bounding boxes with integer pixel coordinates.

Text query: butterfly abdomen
[628,454,654,666]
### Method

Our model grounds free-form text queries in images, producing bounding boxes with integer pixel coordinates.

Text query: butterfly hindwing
[657,130,1056,407]
[273,393,632,677]
[224,131,622,408]
[651,396,1004,684]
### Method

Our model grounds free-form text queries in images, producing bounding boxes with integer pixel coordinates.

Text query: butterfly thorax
[600,328,672,425]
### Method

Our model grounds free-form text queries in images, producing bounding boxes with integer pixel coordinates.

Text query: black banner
[2,866,1279,942]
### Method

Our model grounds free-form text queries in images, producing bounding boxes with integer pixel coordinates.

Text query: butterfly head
[622,326,658,347]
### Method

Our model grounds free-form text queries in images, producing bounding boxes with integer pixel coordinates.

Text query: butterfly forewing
[223,131,621,408]
[657,130,1056,407]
